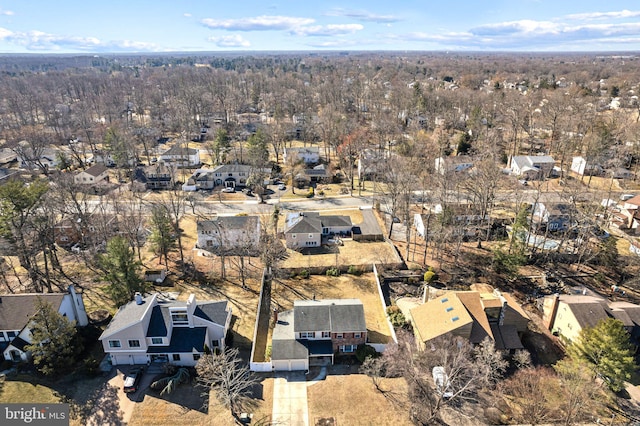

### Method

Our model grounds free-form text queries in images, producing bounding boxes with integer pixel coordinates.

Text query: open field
[272,274,393,344]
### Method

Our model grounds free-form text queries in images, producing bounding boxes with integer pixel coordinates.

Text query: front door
[150,354,168,363]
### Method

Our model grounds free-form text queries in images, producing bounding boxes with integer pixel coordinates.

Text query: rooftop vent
[135,292,143,305]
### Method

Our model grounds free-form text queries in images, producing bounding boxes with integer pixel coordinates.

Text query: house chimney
[135,292,143,305]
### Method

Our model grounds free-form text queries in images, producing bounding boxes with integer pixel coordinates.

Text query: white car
[278,184,286,191]
[221,187,235,193]
[432,366,453,399]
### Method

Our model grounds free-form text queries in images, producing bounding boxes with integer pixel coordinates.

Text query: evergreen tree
[566,318,636,392]
[99,236,146,307]
[148,206,176,267]
[25,298,82,376]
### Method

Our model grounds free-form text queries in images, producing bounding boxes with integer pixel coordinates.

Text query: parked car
[123,366,145,393]
[221,187,235,193]
[432,366,453,399]
[278,184,286,191]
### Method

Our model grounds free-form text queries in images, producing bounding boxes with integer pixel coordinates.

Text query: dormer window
[171,310,188,325]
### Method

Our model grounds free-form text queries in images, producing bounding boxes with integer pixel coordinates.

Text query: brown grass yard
[307,366,412,426]
[128,376,274,426]
[280,240,399,269]
[272,274,393,345]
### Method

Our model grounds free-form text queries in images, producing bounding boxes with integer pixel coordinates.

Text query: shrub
[298,269,310,279]
[82,357,100,376]
[317,189,325,196]
[306,187,315,198]
[265,345,272,360]
[424,270,436,283]
[326,267,340,277]
[347,265,360,275]
[355,344,379,363]
[389,311,407,328]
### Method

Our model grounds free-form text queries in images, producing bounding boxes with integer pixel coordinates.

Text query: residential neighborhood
[1,49,640,426]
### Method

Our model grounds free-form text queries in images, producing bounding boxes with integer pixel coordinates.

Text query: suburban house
[531,202,575,233]
[284,212,352,249]
[183,164,269,191]
[434,155,474,175]
[510,155,555,179]
[357,149,390,181]
[89,150,137,168]
[570,156,604,176]
[100,293,231,367]
[409,286,529,351]
[144,163,175,190]
[159,145,201,167]
[1,286,88,362]
[16,146,59,170]
[73,164,109,185]
[195,215,261,256]
[283,147,320,164]
[294,164,331,187]
[542,292,640,346]
[53,213,144,252]
[271,299,367,372]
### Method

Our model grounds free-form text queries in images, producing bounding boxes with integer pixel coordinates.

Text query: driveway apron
[272,372,309,426]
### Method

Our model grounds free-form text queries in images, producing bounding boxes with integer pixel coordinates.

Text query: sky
[0,1,638,53]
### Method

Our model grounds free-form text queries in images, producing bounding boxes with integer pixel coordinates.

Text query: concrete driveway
[272,372,309,426]
[85,365,154,426]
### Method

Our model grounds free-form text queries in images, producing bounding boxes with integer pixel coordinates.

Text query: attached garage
[271,339,309,372]
[272,358,309,372]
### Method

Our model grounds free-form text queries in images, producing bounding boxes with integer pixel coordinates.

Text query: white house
[16,145,59,170]
[183,164,266,190]
[195,215,261,256]
[73,164,109,185]
[1,286,88,362]
[570,156,603,176]
[283,147,320,164]
[159,145,201,167]
[510,155,555,179]
[99,293,231,367]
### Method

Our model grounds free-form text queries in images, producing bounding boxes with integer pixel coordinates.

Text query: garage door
[133,354,148,365]
[272,360,290,371]
[290,360,308,371]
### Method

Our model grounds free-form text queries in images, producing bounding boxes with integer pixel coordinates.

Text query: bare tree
[196,347,258,421]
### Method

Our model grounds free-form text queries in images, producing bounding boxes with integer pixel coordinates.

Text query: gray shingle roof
[271,339,309,360]
[81,164,108,177]
[0,293,66,331]
[194,301,229,325]
[162,145,198,156]
[100,295,154,339]
[197,216,259,233]
[294,299,366,333]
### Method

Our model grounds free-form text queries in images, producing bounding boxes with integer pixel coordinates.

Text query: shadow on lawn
[147,377,208,414]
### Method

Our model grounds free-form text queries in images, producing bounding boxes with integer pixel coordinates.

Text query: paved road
[272,372,309,426]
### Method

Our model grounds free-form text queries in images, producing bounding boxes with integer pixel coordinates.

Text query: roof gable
[0,293,66,330]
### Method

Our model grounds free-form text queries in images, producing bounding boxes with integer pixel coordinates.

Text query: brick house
[271,299,367,371]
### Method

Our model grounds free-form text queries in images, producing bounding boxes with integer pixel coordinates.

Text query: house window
[128,340,140,348]
[336,333,343,339]
[172,354,181,361]
[211,340,219,348]
[193,354,201,361]
[171,311,189,325]
[108,340,121,348]
[60,236,68,242]
[151,337,163,345]
[300,332,315,339]
[308,234,314,238]
[340,345,356,353]
[7,331,16,339]
[292,234,297,239]
[354,333,361,339]
[321,332,330,338]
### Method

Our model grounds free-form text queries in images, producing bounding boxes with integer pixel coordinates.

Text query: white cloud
[208,34,250,48]
[0,9,14,16]
[565,10,640,21]
[0,29,161,52]
[201,15,314,31]
[292,24,363,37]
[326,8,400,23]
[184,13,192,18]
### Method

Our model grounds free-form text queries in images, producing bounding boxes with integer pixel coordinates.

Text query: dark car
[123,367,145,393]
